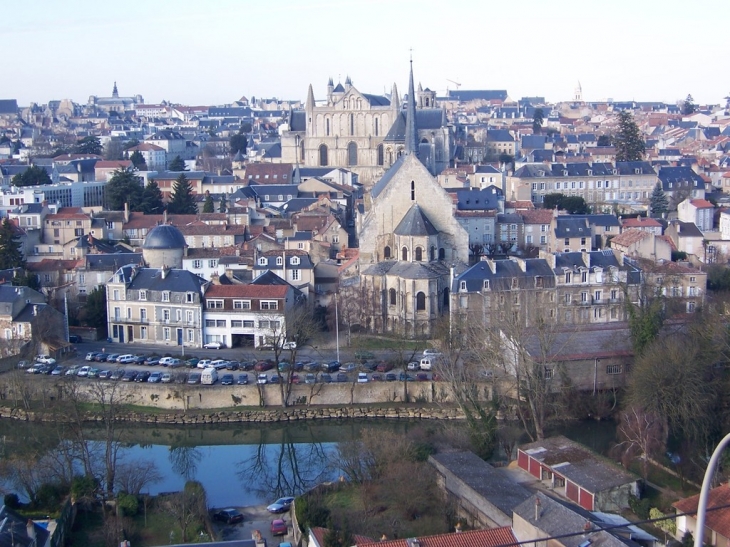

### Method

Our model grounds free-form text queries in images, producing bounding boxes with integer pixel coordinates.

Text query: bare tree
[169,447,203,480]
[615,406,666,479]
[116,459,163,495]
[164,481,208,543]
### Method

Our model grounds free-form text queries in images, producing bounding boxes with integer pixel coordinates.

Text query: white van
[201,368,218,385]
[419,358,434,371]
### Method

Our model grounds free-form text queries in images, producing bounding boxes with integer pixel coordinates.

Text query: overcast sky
[4,0,727,107]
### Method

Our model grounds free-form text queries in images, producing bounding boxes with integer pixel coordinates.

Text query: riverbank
[0,401,466,424]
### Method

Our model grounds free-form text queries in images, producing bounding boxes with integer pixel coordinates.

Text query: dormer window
[511,278,518,289]
[483,280,489,290]
[139,290,147,301]
[258,257,267,266]
[162,291,170,302]
[276,257,283,266]
[460,281,467,291]
[291,256,300,265]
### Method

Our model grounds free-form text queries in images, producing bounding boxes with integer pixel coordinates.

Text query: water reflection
[169,446,203,480]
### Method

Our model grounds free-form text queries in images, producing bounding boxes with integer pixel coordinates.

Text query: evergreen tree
[0,218,25,270]
[682,94,696,116]
[650,182,669,218]
[105,168,143,211]
[219,193,227,213]
[168,155,186,171]
[12,270,40,291]
[11,165,52,187]
[532,108,544,133]
[168,173,197,214]
[129,150,146,169]
[139,180,164,214]
[202,193,214,213]
[597,135,612,147]
[73,136,102,155]
[230,132,248,155]
[83,286,108,336]
[614,111,645,162]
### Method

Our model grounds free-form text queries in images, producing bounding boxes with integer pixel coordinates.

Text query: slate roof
[614,161,656,175]
[0,504,51,547]
[671,220,703,237]
[568,214,622,228]
[522,135,547,149]
[394,205,439,236]
[362,93,390,106]
[553,251,624,273]
[453,188,502,211]
[486,129,514,142]
[521,435,638,493]
[454,258,555,292]
[87,253,143,271]
[253,254,313,270]
[362,260,448,280]
[429,451,531,517]
[383,110,445,142]
[658,166,705,191]
[554,217,590,238]
[289,110,306,132]
[0,100,18,114]
[116,266,207,293]
[446,90,508,102]
[143,224,186,250]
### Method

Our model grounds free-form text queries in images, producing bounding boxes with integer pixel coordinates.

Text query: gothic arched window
[439,248,445,260]
[350,114,354,136]
[384,246,391,259]
[415,247,423,261]
[389,288,396,306]
[319,144,328,166]
[416,292,426,311]
[402,247,408,261]
[347,142,357,166]
[375,118,379,136]
[377,144,384,166]
[326,118,330,136]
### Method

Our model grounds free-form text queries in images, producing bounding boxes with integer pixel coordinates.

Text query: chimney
[487,258,497,274]
[161,266,168,279]
[33,305,38,316]
[124,201,130,223]
[535,496,542,521]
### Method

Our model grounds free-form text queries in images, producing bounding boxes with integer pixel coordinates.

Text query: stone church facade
[357,67,468,337]
[281,69,452,186]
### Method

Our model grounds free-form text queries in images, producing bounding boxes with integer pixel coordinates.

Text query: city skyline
[5,0,728,107]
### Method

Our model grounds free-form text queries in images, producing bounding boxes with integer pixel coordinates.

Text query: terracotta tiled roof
[27,259,82,271]
[621,217,662,228]
[46,207,89,221]
[95,160,132,169]
[611,229,650,247]
[690,198,715,208]
[520,209,553,224]
[126,143,164,152]
[673,484,730,539]
[204,284,289,298]
[177,225,246,236]
[356,527,517,547]
[505,200,534,210]
[657,235,677,251]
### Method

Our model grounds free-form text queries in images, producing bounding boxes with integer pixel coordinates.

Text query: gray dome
[143,224,186,250]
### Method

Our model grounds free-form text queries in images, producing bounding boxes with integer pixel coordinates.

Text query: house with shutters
[517,436,639,512]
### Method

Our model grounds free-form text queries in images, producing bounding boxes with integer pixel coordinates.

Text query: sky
[4,0,728,107]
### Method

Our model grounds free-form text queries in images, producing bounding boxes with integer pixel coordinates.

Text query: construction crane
[446,79,462,94]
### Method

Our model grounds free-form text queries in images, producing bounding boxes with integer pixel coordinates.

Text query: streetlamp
[694,432,730,547]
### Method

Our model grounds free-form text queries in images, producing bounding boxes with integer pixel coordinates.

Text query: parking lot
[212,504,294,545]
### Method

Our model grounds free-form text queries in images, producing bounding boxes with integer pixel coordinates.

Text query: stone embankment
[0,404,465,424]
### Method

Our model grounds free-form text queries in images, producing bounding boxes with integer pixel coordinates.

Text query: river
[0,418,616,508]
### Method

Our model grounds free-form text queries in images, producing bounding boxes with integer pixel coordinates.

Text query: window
[439,248,445,260]
[565,293,571,304]
[291,269,301,280]
[690,276,696,282]
[565,272,572,283]
[415,247,423,261]
[234,300,251,310]
[163,309,170,321]
[176,309,182,322]
[594,307,602,318]
[187,330,194,342]
[243,320,254,328]
[140,308,147,322]
[581,292,588,302]
[347,142,357,166]
[595,290,601,301]
[163,327,170,341]
[580,237,587,246]
[402,247,408,261]
[216,320,226,327]
[139,290,147,301]
[140,326,147,339]
[319,144,328,166]
[411,180,415,201]
[416,292,426,311]
[113,289,119,300]
[582,271,588,283]
[207,299,223,309]
[483,280,489,290]
[205,319,216,327]
[375,118,379,136]
[186,292,194,303]
[384,246,391,259]
[544,368,554,380]
[389,288,396,306]
[186,310,193,323]
[688,301,696,313]
[350,114,354,136]
[231,320,243,328]
[74,228,83,237]
[460,281,467,291]
[326,118,330,136]
[606,364,622,375]
[208,259,217,268]
[540,235,547,244]
[126,307,132,319]
[260,300,278,310]
[162,291,170,302]
[258,257,267,266]
[291,256,300,265]
[377,144,384,166]
[564,238,570,245]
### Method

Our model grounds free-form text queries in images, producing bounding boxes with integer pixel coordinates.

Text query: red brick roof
[673,484,730,539]
[356,527,517,547]
[46,208,89,221]
[204,284,289,298]
[27,259,82,271]
[621,217,662,228]
[95,160,132,169]
[127,143,165,152]
[611,229,650,247]
[520,209,553,224]
[690,198,714,208]
[505,200,534,210]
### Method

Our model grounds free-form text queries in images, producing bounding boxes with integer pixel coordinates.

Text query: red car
[376,362,393,372]
[254,360,274,371]
[271,519,288,536]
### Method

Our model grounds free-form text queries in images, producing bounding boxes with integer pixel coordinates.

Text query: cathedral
[281,67,452,186]
[357,64,468,338]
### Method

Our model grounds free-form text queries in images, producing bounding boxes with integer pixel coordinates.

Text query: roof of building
[87,253,143,271]
[611,229,651,247]
[370,155,407,200]
[520,435,638,493]
[142,224,187,250]
[690,198,715,208]
[0,504,51,547]
[453,257,556,292]
[356,527,517,547]
[429,451,531,517]
[204,284,289,299]
[362,260,449,280]
[115,265,207,293]
[452,188,503,211]
[671,220,703,238]
[554,217,590,238]
[520,209,554,225]
[446,90,508,102]
[673,484,730,539]
[621,217,662,228]
[394,205,439,236]
[569,214,622,228]
[486,129,514,142]
[0,100,18,115]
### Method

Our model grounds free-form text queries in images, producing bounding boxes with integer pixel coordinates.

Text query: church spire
[391,82,400,112]
[112,81,119,98]
[305,84,315,111]
[405,59,418,155]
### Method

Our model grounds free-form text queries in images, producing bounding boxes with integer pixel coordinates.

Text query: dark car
[319,373,331,383]
[416,372,429,381]
[336,372,348,383]
[239,361,255,371]
[371,373,383,382]
[398,372,415,382]
[226,361,241,371]
[376,362,394,373]
[68,334,82,343]
[269,374,282,384]
[254,360,274,372]
[94,353,109,362]
[220,374,234,385]
[122,370,137,382]
[133,355,147,364]
[385,373,397,382]
[213,508,244,524]
[188,372,202,384]
[110,369,125,381]
[322,361,341,373]
[292,361,304,371]
[236,373,249,385]
[359,361,377,372]
[135,371,151,383]
[277,361,292,372]
[270,519,288,536]
[267,496,295,513]
[304,361,320,372]
[145,357,160,366]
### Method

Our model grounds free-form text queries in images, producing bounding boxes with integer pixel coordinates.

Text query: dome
[143,224,186,250]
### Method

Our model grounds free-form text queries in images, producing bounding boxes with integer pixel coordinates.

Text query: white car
[36,354,56,365]
[117,354,136,363]
[76,366,91,377]
[407,361,420,371]
[257,373,268,385]
[203,341,222,349]
[197,359,212,369]
[357,372,369,383]
[211,360,228,370]
[422,349,441,358]
[158,357,175,366]
[281,341,297,350]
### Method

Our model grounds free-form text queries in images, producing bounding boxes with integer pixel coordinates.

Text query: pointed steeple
[405,60,418,155]
[293,160,301,184]
[391,82,400,112]
[112,81,119,98]
[305,84,315,111]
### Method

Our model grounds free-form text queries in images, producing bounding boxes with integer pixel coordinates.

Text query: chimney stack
[535,496,542,521]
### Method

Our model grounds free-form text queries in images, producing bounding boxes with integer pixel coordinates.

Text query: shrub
[117,492,139,516]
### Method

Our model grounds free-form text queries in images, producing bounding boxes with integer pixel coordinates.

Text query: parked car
[293,362,305,372]
[110,369,125,381]
[197,359,212,369]
[416,372,429,381]
[187,372,202,384]
[318,373,331,383]
[16,360,29,369]
[370,373,383,382]
[407,361,420,371]
[88,367,101,379]
[257,373,268,385]
[281,341,297,350]
[376,362,393,373]
[148,372,163,383]
[336,373,348,383]
[304,373,316,384]
[133,355,147,364]
[220,374,234,386]
[398,372,415,382]
[68,335,82,343]
[167,358,183,368]
[385,373,397,382]
[135,371,151,383]
[291,373,303,384]
[122,370,137,382]
[278,361,292,372]
[98,369,112,380]
[26,364,43,374]
[85,352,99,361]
[186,358,200,368]
[145,357,160,366]
[303,362,320,372]
[267,497,295,513]
[52,365,68,375]
[203,341,223,349]
[339,362,356,373]
[76,366,91,377]
[357,372,369,383]
[210,360,228,370]
[239,361,255,371]
[270,519,288,536]
[40,364,55,375]
[104,354,119,363]
[323,361,341,373]
[94,353,109,362]
[161,372,173,383]
[213,508,244,524]
[36,354,56,365]
[269,374,282,384]
[65,365,81,376]
[236,373,249,385]
[423,349,442,357]
[359,361,377,372]
[158,357,175,366]
[254,361,274,372]
[226,361,240,371]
